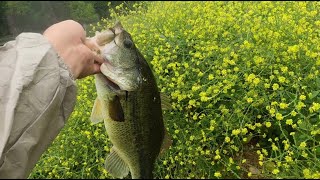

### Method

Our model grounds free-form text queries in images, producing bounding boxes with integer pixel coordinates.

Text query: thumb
[92,63,102,74]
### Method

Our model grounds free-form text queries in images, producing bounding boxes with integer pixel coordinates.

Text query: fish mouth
[101,73,121,91]
[100,62,138,92]
[98,58,120,91]
[100,61,122,91]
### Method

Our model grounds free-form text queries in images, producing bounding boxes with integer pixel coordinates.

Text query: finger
[80,44,105,64]
[92,64,102,74]
[90,51,105,64]
[86,63,101,77]
[84,38,100,52]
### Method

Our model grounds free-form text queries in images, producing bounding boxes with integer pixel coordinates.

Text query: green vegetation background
[1,1,320,179]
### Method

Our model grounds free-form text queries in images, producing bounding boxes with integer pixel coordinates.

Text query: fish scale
[129,93,147,178]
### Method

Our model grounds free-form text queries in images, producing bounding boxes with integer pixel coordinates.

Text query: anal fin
[105,147,130,178]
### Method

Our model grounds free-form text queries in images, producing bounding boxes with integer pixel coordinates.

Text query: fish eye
[123,39,133,48]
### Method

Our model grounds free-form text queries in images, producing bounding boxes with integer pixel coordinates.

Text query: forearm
[0,33,77,178]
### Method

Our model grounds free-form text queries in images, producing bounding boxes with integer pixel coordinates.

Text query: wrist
[58,49,80,79]
[56,55,76,80]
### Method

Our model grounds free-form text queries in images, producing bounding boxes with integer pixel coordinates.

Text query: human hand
[43,20,104,79]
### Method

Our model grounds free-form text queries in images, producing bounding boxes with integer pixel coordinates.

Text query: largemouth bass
[89,22,171,179]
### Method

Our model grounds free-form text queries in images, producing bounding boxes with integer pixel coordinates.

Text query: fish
[89,21,172,179]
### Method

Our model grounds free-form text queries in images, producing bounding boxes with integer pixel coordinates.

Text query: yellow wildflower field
[30,1,320,179]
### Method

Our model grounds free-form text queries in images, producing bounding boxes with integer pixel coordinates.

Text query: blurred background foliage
[0,1,135,45]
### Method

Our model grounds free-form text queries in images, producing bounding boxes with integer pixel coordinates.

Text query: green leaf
[309,90,320,100]
[294,132,309,145]
[315,147,320,156]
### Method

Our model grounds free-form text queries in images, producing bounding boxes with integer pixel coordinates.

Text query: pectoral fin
[160,93,172,110]
[105,147,129,178]
[108,95,125,122]
[90,98,104,124]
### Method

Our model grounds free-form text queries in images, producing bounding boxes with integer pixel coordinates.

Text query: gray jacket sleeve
[0,33,77,178]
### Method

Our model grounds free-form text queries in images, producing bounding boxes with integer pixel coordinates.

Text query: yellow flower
[214,172,222,178]
[189,99,196,106]
[272,83,280,90]
[229,157,234,164]
[279,102,288,109]
[200,92,209,102]
[285,155,293,162]
[291,110,297,116]
[302,151,308,158]
[303,169,311,178]
[272,168,280,174]
[253,77,260,85]
[299,95,306,100]
[299,142,307,149]
[296,101,306,110]
[84,131,91,135]
[272,143,279,151]
[278,76,286,83]
[208,74,214,80]
[259,161,263,166]
[264,83,270,88]
[281,66,288,73]
[247,73,256,82]
[287,45,299,53]
[225,136,231,143]
[309,102,320,112]
[269,108,276,116]
[276,113,284,120]
[191,84,201,92]
[262,148,268,156]
[232,129,241,136]
[286,119,293,125]
[241,128,248,134]
[214,154,221,160]
[265,122,272,128]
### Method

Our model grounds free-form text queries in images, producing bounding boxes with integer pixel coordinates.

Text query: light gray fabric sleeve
[0,33,77,178]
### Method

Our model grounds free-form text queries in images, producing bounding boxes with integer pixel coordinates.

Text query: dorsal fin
[160,93,172,110]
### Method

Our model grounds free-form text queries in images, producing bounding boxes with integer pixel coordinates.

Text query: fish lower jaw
[100,64,138,92]
[100,73,121,92]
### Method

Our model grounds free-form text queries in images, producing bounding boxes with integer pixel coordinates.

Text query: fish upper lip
[103,56,108,62]
[102,56,113,66]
